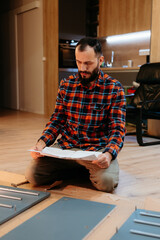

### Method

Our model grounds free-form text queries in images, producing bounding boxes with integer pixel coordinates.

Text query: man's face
[75,46,104,85]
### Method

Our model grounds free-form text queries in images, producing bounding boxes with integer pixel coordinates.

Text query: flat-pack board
[1,197,115,240]
[111,209,160,240]
[0,185,50,225]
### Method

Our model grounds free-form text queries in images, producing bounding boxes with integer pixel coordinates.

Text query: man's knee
[25,159,48,186]
[90,172,119,192]
[25,167,53,186]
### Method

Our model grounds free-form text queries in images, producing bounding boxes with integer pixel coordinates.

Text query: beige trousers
[25,144,119,192]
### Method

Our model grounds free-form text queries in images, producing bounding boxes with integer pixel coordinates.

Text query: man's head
[75,38,104,86]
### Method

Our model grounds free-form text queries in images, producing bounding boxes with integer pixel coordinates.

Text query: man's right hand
[30,139,46,160]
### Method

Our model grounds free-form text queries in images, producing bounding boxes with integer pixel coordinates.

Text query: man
[26,38,126,192]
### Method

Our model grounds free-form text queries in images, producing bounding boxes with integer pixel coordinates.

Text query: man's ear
[99,55,104,67]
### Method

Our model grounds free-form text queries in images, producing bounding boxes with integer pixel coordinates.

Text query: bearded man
[26,37,126,192]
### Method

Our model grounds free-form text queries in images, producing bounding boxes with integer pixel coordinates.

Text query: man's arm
[30,80,67,159]
[93,83,126,168]
[39,79,67,146]
[104,84,126,159]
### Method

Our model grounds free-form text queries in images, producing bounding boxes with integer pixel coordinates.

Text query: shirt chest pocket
[88,103,109,126]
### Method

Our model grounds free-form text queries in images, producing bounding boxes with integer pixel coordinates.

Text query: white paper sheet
[29,147,101,161]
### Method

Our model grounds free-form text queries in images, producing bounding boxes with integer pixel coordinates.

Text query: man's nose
[80,64,87,71]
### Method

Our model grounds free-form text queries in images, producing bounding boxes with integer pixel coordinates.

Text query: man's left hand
[92,152,112,169]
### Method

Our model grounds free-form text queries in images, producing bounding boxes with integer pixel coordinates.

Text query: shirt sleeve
[103,83,126,160]
[39,79,67,146]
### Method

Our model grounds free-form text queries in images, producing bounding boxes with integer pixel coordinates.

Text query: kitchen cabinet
[98,0,160,67]
[99,0,152,37]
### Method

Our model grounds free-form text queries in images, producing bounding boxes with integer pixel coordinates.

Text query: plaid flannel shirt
[40,70,126,159]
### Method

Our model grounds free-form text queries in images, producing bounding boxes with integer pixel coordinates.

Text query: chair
[126,62,160,146]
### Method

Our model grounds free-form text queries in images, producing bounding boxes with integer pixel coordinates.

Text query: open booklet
[29,147,101,161]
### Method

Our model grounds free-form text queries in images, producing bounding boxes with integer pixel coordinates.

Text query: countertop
[101,67,140,72]
[59,67,140,73]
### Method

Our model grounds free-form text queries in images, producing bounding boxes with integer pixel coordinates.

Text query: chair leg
[136,108,144,146]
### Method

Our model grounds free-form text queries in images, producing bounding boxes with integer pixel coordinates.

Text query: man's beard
[78,66,99,86]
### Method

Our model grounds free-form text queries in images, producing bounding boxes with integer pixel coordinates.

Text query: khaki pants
[25,144,119,192]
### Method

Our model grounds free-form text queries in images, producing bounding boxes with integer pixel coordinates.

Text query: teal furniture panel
[1,197,115,240]
[111,209,160,239]
[0,185,50,225]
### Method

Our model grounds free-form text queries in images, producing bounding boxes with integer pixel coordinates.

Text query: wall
[59,0,86,40]
[0,0,44,114]
[148,0,160,134]
[99,35,150,68]
[98,0,152,68]
[150,0,160,63]
[99,0,160,66]
[0,0,59,116]
[3,0,37,10]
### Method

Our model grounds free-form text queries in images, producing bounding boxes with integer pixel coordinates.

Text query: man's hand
[30,139,46,160]
[92,152,112,169]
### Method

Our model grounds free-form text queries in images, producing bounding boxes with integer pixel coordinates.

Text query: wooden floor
[0,108,160,201]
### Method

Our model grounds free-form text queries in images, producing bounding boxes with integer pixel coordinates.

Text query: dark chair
[126,62,160,146]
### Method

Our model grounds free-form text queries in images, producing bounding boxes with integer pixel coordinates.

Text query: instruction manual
[29,147,101,161]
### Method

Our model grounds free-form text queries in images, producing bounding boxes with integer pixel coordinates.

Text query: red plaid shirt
[40,70,126,159]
